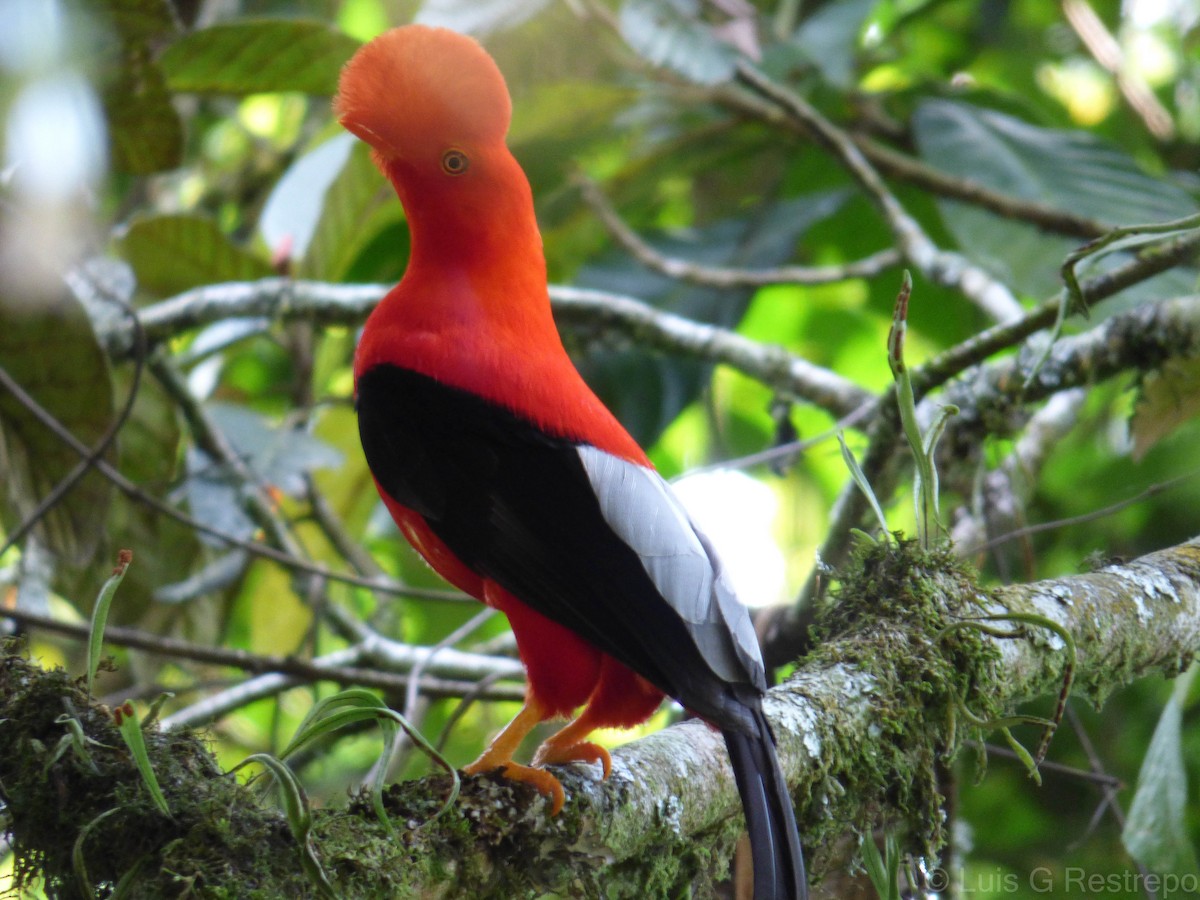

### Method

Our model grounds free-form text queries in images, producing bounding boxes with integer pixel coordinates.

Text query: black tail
[723,706,807,900]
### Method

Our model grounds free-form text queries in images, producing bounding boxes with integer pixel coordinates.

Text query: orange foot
[462,700,567,814]
[532,739,612,778]
[464,758,565,815]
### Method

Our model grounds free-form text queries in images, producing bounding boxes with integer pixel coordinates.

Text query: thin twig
[552,285,871,417]
[402,608,498,723]
[304,474,383,578]
[0,363,463,602]
[728,66,1023,320]
[685,395,875,476]
[1062,705,1158,897]
[2,606,524,701]
[575,172,901,287]
[968,740,1122,790]
[0,292,146,558]
[1063,0,1174,140]
[964,468,1200,557]
[435,669,514,755]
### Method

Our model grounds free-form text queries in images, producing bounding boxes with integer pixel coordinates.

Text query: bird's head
[335,25,512,178]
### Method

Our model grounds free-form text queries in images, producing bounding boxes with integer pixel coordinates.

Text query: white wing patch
[576,445,767,690]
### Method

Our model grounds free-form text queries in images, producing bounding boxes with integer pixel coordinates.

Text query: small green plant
[73,808,120,897]
[234,753,338,899]
[48,709,108,775]
[279,687,461,836]
[226,688,463,898]
[113,701,172,818]
[887,272,957,549]
[862,830,902,900]
[939,611,1077,783]
[838,432,891,541]
[86,549,132,696]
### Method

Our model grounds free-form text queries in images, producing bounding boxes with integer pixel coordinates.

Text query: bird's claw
[533,740,612,778]
[464,759,566,815]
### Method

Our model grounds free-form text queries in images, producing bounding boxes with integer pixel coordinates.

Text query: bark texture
[2,538,1198,897]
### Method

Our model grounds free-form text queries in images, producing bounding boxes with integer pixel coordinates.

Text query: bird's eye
[441,149,470,176]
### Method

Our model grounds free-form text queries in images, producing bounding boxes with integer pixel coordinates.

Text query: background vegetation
[1,0,1198,896]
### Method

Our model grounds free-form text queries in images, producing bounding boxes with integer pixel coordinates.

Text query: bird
[336,24,806,900]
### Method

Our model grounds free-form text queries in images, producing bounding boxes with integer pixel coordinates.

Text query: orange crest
[335,25,512,165]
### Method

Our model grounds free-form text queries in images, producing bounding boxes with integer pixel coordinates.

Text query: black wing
[356,363,764,728]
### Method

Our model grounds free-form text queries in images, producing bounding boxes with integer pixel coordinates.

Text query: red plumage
[338,25,805,899]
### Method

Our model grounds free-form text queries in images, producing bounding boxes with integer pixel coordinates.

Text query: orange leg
[463,696,568,814]
[531,706,612,778]
[532,657,664,778]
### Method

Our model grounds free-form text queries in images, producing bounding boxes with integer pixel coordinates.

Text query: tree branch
[93,278,872,420]
[550,285,871,417]
[0,354,464,603]
[793,223,1200,571]
[728,66,1023,321]
[5,538,1198,896]
[707,79,1111,241]
[0,607,524,712]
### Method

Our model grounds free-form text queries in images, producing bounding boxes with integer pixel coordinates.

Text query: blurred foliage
[1,0,1199,896]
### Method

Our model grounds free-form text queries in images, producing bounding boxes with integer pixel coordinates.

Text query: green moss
[0,534,1039,897]
[0,639,320,898]
[795,537,1001,867]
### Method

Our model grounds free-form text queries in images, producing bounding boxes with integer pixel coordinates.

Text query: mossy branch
[3,538,1199,897]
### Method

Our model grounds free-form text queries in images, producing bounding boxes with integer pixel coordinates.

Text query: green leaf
[861,831,902,900]
[838,432,890,540]
[289,140,404,282]
[619,0,738,85]
[95,0,178,45]
[114,701,172,818]
[280,689,460,828]
[1123,667,1200,878]
[94,0,183,174]
[913,99,1199,295]
[100,50,182,174]
[118,214,272,297]
[915,100,1195,224]
[234,753,337,899]
[87,550,132,695]
[49,712,108,776]
[790,0,875,88]
[160,20,361,95]
[0,288,115,565]
[573,191,848,446]
[1000,726,1041,787]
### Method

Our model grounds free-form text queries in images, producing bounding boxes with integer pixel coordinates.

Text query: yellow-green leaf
[1131,358,1200,462]
[161,20,360,96]
[118,214,272,298]
[0,288,115,565]
[94,0,183,174]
